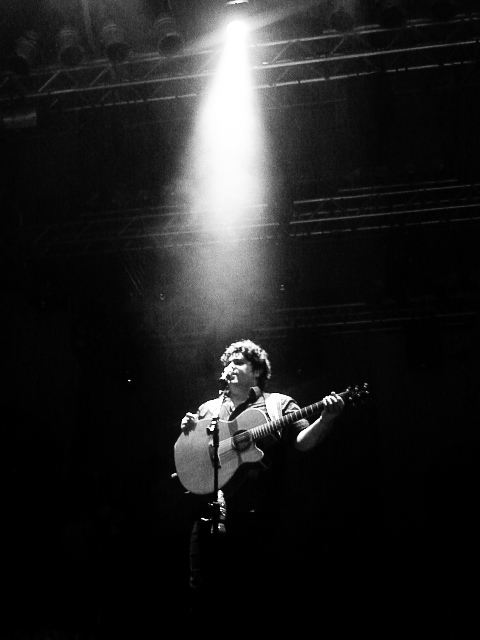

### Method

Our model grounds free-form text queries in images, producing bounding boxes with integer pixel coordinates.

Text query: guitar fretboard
[248,385,364,442]
[250,400,326,441]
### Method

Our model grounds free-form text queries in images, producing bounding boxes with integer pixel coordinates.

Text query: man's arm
[294,393,344,452]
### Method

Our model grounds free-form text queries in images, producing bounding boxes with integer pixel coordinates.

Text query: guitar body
[174,408,270,496]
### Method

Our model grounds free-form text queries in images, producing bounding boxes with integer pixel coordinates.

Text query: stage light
[56,26,84,67]
[154,0,183,55]
[225,0,250,29]
[94,0,131,63]
[101,20,130,63]
[8,30,42,76]
[226,18,249,40]
[145,1,183,55]
[154,13,183,54]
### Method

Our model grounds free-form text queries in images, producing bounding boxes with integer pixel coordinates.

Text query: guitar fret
[239,390,361,443]
[250,401,326,442]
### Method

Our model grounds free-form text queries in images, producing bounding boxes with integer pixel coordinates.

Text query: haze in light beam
[189,24,265,235]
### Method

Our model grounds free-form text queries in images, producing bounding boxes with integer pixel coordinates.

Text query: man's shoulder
[263,391,295,405]
[262,392,300,421]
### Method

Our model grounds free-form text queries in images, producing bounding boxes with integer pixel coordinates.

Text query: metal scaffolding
[3,178,478,258]
[0,14,478,114]
[1,13,479,341]
[160,291,480,348]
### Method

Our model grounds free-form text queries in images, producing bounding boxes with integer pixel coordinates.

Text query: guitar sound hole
[232,429,252,452]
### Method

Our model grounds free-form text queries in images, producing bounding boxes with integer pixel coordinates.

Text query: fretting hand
[321,392,344,422]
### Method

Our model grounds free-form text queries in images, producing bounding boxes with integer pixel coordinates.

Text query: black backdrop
[1,5,480,639]
[2,291,479,638]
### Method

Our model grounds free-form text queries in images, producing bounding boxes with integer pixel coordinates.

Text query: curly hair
[220,339,272,390]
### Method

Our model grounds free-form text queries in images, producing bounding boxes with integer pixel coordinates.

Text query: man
[178,339,344,629]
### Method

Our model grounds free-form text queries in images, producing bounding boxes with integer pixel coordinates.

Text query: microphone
[218,364,234,389]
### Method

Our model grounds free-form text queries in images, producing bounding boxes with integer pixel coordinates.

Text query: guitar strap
[265,392,283,435]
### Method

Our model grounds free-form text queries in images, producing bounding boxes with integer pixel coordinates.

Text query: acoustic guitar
[174,385,368,496]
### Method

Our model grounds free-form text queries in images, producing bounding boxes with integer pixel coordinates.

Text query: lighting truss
[2,178,478,260]
[141,291,480,349]
[0,14,478,114]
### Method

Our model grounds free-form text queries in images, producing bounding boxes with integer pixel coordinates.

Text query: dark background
[1,2,479,639]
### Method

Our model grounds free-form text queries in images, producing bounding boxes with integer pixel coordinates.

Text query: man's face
[225,353,260,391]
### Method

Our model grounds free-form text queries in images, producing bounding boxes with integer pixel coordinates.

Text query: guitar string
[215,388,365,460]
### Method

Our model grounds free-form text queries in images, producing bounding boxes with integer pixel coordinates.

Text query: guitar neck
[249,388,355,442]
[249,400,326,441]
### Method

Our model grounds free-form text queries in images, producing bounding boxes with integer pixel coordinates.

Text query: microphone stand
[202,371,231,596]
[205,383,229,539]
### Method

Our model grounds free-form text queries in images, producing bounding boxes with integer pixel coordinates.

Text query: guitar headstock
[342,384,369,407]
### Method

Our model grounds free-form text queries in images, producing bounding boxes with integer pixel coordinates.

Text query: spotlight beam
[188,8,266,237]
